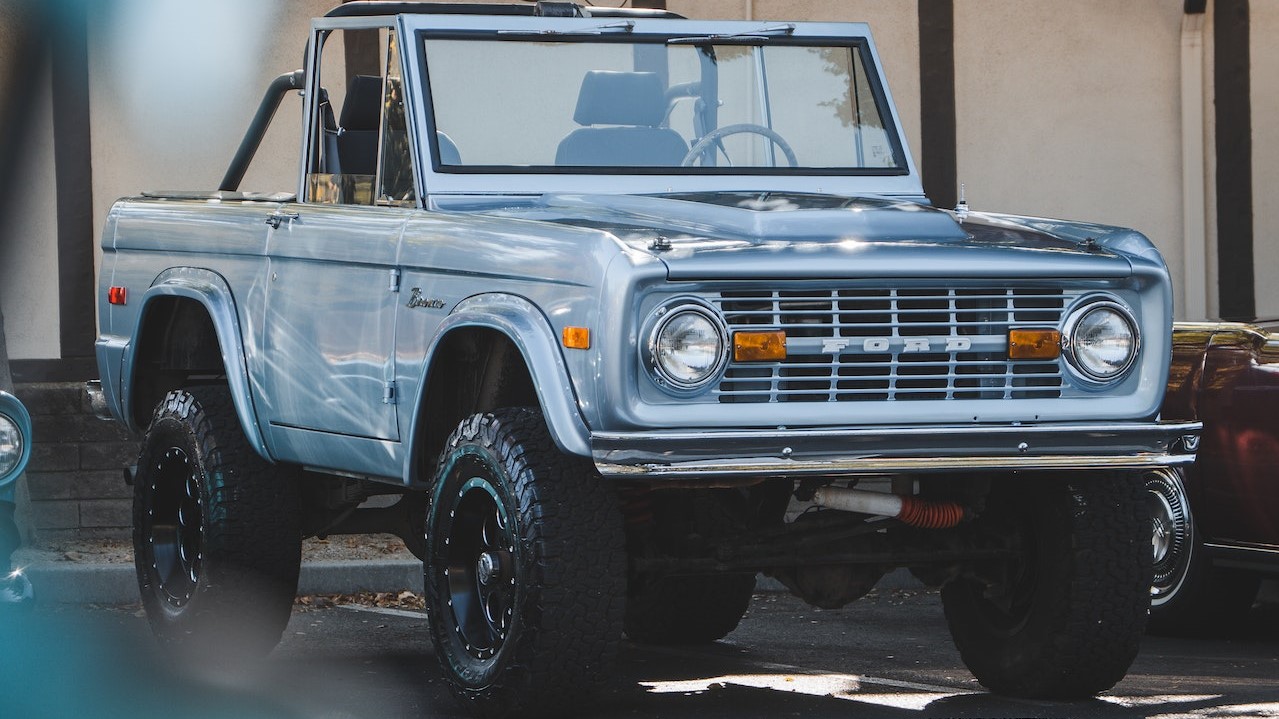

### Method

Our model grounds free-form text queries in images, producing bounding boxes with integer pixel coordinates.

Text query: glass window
[422,36,904,174]
[377,31,415,206]
[306,27,417,205]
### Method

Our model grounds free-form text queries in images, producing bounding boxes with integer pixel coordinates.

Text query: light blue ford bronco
[92,2,1200,714]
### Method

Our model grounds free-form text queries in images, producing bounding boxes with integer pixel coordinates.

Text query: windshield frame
[392,14,922,198]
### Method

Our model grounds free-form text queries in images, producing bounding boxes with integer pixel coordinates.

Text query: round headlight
[1065,302,1138,382]
[0,415,22,480]
[649,306,727,391]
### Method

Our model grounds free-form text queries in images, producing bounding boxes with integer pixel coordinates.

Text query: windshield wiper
[667,24,795,44]
[497,21,634,36]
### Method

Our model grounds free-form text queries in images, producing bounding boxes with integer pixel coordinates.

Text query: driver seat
[555,71,688,167]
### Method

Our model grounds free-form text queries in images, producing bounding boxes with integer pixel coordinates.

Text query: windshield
[422,36,905,174]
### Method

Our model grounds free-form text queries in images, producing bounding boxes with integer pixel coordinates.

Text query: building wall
[14,383,134,543]
[87,0,322,244]
[1252,2,1279,318]
[0,56,60,361]
[953,0,1189,315]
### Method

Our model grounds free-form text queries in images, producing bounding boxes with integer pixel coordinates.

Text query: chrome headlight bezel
[0,392,32,487]
[642,299,730,395]
[1061,299,1140,385]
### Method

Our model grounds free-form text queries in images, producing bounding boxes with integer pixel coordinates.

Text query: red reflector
[108,287,127,305]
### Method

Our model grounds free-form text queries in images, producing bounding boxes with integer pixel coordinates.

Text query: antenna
[954,182,969,222]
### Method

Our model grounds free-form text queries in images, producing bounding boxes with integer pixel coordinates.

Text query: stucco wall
[1252,1,1278,319]
[953,0,1188,315]
[88,0,326,251]
[0,59,60,361]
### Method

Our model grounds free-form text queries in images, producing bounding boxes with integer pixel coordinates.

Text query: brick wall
[14,382,136,544]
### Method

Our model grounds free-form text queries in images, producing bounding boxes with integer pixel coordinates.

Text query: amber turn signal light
[108,286,127,305]
[562,326,590,350]
[733,330,787,362]
[1008,328,1062,359]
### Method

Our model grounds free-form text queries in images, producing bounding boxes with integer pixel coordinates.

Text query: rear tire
[424,408,625,718]
[941,472,1151,698]
[133,387,301,661]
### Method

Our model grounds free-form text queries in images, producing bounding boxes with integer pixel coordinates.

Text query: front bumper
[592,420,1201,479]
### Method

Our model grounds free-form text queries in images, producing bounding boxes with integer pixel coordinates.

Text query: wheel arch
[123,268,270,460]
[404,294,592,486]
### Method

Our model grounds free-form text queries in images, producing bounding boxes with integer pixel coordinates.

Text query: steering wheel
[681,123,799,168]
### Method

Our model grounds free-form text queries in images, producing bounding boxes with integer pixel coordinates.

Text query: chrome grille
[713,288,1077,403]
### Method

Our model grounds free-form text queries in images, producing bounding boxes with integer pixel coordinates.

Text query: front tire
[941,472,1151,698]
[133,388,301,661]
[424,409,625,717]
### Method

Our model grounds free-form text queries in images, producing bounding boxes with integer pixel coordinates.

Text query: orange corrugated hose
[897,495,966,529]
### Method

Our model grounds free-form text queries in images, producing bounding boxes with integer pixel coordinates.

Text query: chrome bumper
[592,420,1201,479]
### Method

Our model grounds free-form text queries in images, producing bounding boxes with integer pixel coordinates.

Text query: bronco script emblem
[407,288,446,310]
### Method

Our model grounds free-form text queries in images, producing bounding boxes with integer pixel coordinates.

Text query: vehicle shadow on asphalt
[15,595,1279,719]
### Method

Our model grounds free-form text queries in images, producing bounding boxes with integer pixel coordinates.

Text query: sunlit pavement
[4,588,1277,718]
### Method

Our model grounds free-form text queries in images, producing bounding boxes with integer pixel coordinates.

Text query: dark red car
[1149,321,1279,631]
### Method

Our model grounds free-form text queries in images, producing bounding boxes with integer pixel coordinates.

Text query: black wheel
[941,472,1151,698]
[1145,467,1260,635]
[424,409,625,717]
[625,490,755,644]
[133,387,301,660]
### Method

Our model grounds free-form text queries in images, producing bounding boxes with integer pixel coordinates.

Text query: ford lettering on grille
[818,336,977,354]
[713,287,1079,403]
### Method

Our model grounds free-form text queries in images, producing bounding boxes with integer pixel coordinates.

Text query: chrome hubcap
[1145,468,1191,602]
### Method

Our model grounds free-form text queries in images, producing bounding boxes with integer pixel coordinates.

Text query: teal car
[0,391,31,504]
[0,390,32,605]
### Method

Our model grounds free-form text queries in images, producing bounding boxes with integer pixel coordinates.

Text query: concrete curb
[23,559,429,605]
[22,560,922,605]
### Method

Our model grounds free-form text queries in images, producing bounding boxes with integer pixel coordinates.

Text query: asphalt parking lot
[4,586,1277,719]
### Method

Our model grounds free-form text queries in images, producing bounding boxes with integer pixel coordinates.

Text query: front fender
[405,293,592,485]
[123,268,271,461]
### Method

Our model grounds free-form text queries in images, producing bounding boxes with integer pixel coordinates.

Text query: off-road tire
[625,490,755,644]
[941,472,1151,698]
[1146,468,1260,635]
[133,387,301,661]
[424,408,626,718]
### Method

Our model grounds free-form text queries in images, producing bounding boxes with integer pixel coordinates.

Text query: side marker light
[562,326,590,350]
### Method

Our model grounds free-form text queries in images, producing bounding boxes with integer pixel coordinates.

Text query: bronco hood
[534,192,1136,280]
